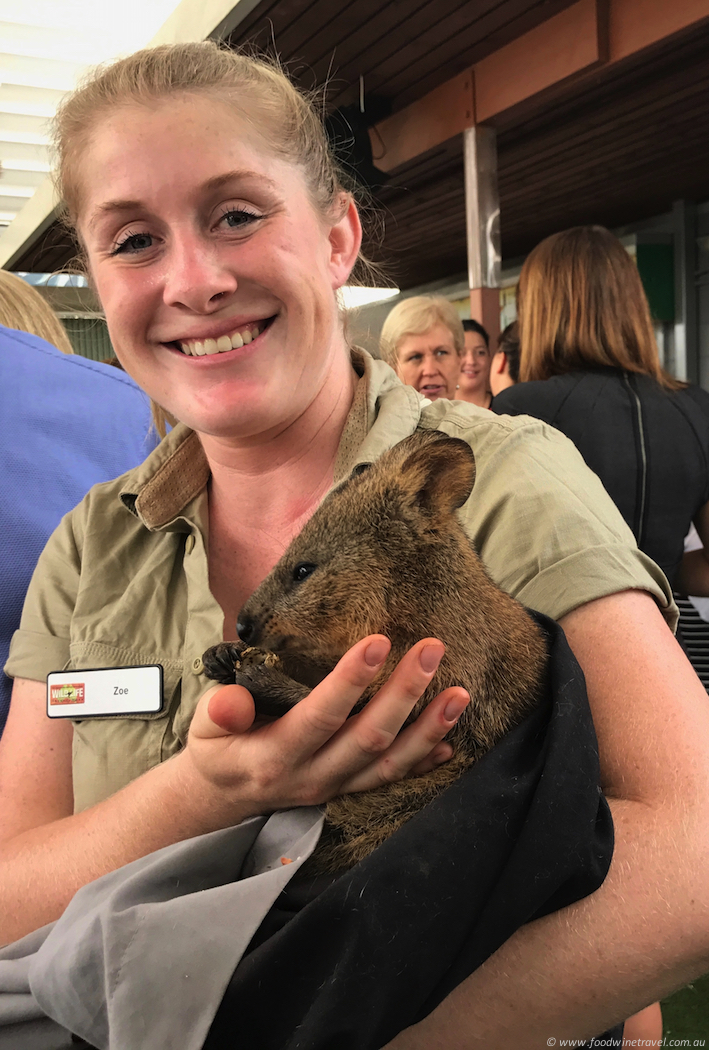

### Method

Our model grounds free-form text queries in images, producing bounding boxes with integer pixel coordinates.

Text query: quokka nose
[236,616,257,645]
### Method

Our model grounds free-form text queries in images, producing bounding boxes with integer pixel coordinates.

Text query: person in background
[491,224,709,1045]
[458,319,492,407]
[0,279,157,736]
[492,225,709,598]
[379,295,462,400]
[488,321,520,398]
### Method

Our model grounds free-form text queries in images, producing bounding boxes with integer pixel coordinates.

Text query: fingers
[345,639,447,752]
[339,686,470,793]
[190,684,256,739]
[275,635,392,763]
[187,639,471,820]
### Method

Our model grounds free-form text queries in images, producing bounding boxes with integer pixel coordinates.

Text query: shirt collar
[119,347,424,530]
[119,425,209,529]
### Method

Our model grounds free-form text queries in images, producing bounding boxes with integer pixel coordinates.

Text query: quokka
[203,431,548,873]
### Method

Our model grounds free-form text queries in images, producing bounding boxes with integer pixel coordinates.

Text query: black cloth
[492,368,709,587]
[204,613,621,1050]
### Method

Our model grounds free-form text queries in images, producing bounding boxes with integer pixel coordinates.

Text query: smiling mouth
[173,316,275,357]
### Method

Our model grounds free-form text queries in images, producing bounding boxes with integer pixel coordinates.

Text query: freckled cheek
[101,273,163,351]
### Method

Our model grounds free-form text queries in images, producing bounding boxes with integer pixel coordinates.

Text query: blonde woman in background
[0,269,74,355]
[379,295,463,400]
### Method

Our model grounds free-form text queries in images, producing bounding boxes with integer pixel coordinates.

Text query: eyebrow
[87,170,279,231]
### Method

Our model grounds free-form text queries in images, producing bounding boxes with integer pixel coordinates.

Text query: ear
[328,196,363,289]
[349,461,372,479]
[398,436,476,521]
[491,350,507,377]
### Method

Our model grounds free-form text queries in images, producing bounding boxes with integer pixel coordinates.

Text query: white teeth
[178,320,266,356]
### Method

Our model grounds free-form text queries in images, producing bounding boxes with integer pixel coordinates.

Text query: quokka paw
[202,642,245,684]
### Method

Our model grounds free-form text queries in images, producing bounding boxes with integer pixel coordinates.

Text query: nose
[237,615,260,646]
[162,231,237,313]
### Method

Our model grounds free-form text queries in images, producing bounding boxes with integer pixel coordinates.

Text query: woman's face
[77,94,360,441]
[395,323,460,400]
[459,331,491,398]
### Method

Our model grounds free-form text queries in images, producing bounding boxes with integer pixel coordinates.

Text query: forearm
[387,593,709,1048]
[0,750,252,945]
[385,796,709,1049]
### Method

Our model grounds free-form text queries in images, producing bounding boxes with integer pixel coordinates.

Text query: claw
[202,643,242,684]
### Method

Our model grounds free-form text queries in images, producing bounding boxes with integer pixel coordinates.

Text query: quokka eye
[293,562,317,582]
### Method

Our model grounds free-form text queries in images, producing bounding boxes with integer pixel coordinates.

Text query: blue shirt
[0,326,158,732]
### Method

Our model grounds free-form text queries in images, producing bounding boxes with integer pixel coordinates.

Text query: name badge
[46,666,163,718]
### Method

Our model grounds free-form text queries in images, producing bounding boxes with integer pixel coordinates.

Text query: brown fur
[203,431,548,872]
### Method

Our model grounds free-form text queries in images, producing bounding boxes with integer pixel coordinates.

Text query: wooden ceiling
[373,19,709,287]
[227,0,576,112]
[13,2,709,292]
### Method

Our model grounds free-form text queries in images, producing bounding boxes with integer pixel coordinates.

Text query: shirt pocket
[67,640,183,813]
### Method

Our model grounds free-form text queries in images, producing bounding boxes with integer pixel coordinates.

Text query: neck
[459,386,491,408]
[203,350,357,531]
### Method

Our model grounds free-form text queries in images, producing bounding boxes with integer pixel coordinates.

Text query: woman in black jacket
[493,224,709,597]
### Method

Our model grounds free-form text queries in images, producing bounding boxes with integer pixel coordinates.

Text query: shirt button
[192,657,204,675]
[185,535,195,554]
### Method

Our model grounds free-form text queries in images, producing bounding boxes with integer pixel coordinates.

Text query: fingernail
[365,638,390,667]
[420,643,444,674]
[444,694,469,723]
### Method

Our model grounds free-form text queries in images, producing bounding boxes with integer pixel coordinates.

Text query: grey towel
[0,808,324,1050]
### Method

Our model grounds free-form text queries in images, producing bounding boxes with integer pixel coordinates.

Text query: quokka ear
[349,462,372,479]
[398,436,476,519]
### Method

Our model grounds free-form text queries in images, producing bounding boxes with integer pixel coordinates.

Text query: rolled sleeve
[431,409,677,629]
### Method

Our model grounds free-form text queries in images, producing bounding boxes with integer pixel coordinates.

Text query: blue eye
[112,231,153,255]
[293,562,317,582]
[220,208,261,229]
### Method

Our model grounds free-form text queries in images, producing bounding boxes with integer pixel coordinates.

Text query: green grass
[662,972,709,1043]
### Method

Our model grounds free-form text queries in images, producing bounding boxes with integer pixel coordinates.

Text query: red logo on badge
[50,683,85,705]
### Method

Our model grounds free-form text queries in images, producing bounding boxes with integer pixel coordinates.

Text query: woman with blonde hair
[0,269,74,355]
[379,295,463,400]
[0,46,707,1050]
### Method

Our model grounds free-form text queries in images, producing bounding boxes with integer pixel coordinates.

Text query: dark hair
[462,318,489,347]
[517,225,683,390]
[496,322,520,383]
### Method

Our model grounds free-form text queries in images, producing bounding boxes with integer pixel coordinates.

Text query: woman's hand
[179,635,470,828]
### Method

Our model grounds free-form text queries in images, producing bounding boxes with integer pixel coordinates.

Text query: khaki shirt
[6,350,674,812]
